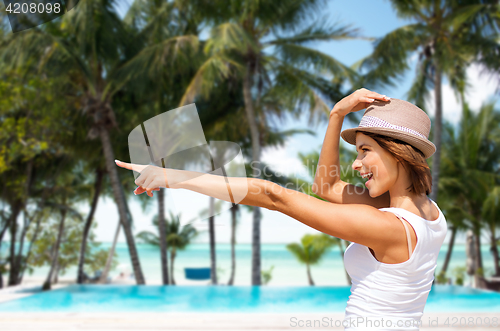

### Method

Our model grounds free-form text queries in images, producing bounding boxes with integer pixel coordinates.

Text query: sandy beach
[0,311,498,330]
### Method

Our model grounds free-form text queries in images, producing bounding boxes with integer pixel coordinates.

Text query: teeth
[362,173,373,179]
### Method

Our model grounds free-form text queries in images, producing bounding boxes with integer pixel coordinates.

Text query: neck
[388,190,429,210]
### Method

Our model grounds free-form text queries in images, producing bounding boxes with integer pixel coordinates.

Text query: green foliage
[360,0,500,110]
[136,212,199,253]
[26,216,117,277]
[181,0,357,126]
[0,260,7,275]
[286,233,338,265]
[261,265,274,285]
[452,266,467,286]
[435,270,449,284]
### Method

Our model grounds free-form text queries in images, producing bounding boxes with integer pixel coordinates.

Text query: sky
[89,0,499,245]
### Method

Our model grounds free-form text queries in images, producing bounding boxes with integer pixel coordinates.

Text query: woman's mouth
[366,177,373,187]
[362,173,373,187]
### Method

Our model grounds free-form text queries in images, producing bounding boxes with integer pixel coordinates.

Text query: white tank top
[342,199,447,330]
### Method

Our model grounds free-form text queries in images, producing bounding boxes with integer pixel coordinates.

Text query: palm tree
[438,102,500,287]
[286,233,337,286]
[435,121,471,282]
[483,186,500,277]
[0,0,148,284]
[42,169,86,291]
[137,212,199,285]
[119,0,205,285]
[181,0,357,285]
[227,203,240,285]
[359,0,500,203]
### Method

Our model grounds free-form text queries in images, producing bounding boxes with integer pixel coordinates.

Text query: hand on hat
[331,88,390,117]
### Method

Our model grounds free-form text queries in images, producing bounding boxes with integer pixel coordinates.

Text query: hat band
[359,116,427,139]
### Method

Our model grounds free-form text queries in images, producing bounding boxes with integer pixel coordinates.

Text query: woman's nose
[352,158,361,171]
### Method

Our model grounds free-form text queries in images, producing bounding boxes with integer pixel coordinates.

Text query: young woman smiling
[116,88,447,330]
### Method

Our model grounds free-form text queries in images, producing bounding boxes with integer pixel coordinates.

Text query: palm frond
[359,23,429,89]
[203,22,258,55]
[108,35,200,97]
[274,43,357,82]
[179,53,245,106]
[136,231,160,246]
[269,20,358,45]
[407,56,433,109]
[264,61,344,125]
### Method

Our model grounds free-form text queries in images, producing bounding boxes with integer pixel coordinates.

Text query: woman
[115,88,447,330]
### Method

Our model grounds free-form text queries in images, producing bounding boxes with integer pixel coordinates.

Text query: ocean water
[8,243,498,286]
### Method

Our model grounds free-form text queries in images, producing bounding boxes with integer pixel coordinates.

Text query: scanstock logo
[127,104,247,227]
[3,0,79,33]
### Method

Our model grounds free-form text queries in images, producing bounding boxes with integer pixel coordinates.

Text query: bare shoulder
[317,180,391,209]
[271,184,402,251]
[370,211,419,264]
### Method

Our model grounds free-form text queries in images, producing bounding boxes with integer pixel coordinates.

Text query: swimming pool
[0,285,499,313]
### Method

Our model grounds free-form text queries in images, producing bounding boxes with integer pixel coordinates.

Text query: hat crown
[362,99,431,139]
[339,97,436,159]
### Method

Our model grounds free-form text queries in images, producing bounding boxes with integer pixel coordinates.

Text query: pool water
[0,285,499,313]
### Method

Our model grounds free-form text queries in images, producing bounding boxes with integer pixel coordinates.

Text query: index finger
[364,91,390,101]
[115,160,147,173]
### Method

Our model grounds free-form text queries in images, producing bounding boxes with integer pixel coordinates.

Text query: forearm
[168,169,277,210]
[312,111,345,196]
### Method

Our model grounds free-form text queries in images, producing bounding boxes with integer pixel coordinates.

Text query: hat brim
[340,127,436,159]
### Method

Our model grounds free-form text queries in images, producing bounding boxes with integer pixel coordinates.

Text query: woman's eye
[362,148,369,152]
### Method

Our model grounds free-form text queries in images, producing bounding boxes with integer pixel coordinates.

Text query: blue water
[3,243,496,286]
[0,285,499,312]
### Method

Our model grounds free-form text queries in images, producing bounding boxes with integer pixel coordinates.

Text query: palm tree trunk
[42,209,67,291]
[306,263,315,286]
[440,225,456,276]
[208,196,217,285]
[243,63,262,286]
[0,213,11,288]
[430,68,442,202]
[170,249,176,285]
[77,168,104,284]
[17,212,43,284]
[12,214,29,285]
[473,228,484,288]
[99,126,145,284]
[14,159,34,284]
[99,218,121,283]
[158,189,169,285]
[7,201,22,286]
[0,216,12,251]
[490,231,499,277]
[19,165,55,284]
[52,260,59,284]
[227,204,238,285]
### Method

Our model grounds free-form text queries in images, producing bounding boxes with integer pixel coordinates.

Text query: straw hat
[340,98,436,159]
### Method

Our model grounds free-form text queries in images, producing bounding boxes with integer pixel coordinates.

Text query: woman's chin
[367,186,380,198]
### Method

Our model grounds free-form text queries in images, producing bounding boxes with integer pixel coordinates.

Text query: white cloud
[261,138,310,179]
[465,63,498,111]
[425,64,498,126]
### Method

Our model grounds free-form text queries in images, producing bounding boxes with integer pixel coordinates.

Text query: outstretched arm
[115,160,401,251]
[114,161,277,210]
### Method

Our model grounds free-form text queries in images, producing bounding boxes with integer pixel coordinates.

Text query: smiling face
[352,132,401,197]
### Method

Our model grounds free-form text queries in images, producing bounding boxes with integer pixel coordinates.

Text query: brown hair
[361,131,432,196]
